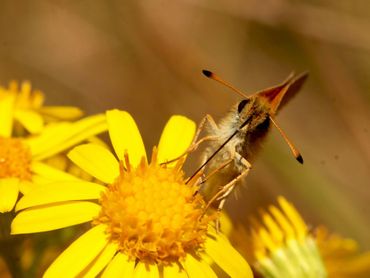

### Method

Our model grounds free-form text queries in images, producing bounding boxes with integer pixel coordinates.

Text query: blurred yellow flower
[0,80,83,135]
[248,196,370,278]
[0,92,107,212]
[12,110,253,277]
[315,226,370,278]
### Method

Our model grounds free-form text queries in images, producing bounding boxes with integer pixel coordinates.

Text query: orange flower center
[0,137,32,180]
[95,151,210,265]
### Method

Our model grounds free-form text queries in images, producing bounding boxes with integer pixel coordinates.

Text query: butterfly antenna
[186,115,253,184]
[186,129,239,184]
[202,70,248,98]
[269,117,303,164]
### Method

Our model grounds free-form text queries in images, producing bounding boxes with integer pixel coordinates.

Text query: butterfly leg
[216,153,252,205]
[200,157,234,185]
[205,153,252,232]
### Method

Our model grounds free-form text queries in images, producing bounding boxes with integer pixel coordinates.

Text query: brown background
[1,0,369,252]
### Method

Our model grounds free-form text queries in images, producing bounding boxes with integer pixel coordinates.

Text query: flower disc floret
[95,155,210,265]
[0,137,32,180]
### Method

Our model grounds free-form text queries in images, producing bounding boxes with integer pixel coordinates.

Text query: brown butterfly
[188,70,308,218]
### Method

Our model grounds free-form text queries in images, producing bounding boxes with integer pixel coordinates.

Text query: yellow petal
[0,178,20,212]
[163,264,188,277]
[68,144,119,184]
[258,227,278,253]
[14,109,44,134]
[262,212,284,244]
[30,175,53,186]
[44,224,108,278]
[41,121,108,160]
[278,196,307,239]
[11,201,100,234]
[79,242,118,278]
[30,114,108,160]
[18,180,33,195]
[106,110,146,167]
[16,181,105,211]
[205,230,253,278]
[17,81,31,105]
[197,259,218,278]
[86,136,109,147]
[27,123,71,155]
[157,115,195,165]
[30,89,44,107]
[39,106,83,120]
[133,262,159,278]
[101,252,135,278]
[182,255,217,278]
[0,93,15,137]
[42,154,68,171]
[219,211,233,237]
[31,161,81,183]
[269,205,295,241]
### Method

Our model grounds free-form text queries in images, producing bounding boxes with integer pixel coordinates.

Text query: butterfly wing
[277,72,308,112]
[255,72,308,115]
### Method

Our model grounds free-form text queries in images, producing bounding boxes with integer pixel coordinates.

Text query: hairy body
[197,71,307,211]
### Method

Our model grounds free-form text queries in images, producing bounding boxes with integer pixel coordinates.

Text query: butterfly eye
[237,99,249,113]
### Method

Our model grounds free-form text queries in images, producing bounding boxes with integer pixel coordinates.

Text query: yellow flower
[43,135,110,181]
[248,196,370,278]
[315,226,370,278]
[0,80,83,134]
[0,93,107,212]
[11,110,253,277]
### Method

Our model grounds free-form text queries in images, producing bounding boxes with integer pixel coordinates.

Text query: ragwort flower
[0,92,107,212]
[248,196,370,277]
[0,80,83,135]
[12,109,252,277]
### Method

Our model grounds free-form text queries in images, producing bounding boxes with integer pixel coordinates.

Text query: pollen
[0,137,32,180]
[94,149,211,265]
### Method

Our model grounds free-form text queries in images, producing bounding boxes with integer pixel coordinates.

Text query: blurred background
[0,0,369,276]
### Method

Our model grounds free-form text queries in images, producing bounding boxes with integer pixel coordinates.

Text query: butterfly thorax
[205,96,271,175]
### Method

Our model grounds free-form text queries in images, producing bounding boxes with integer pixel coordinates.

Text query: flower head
[95,149,209,265]
[12,110,252,277]
[246,196,370,278]
[0,90,107,212]
[0,137,32,181]
[0,80,83,135]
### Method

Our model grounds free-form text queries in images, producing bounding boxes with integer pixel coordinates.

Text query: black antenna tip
[296,154,304,164]
[202,69,213,78]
